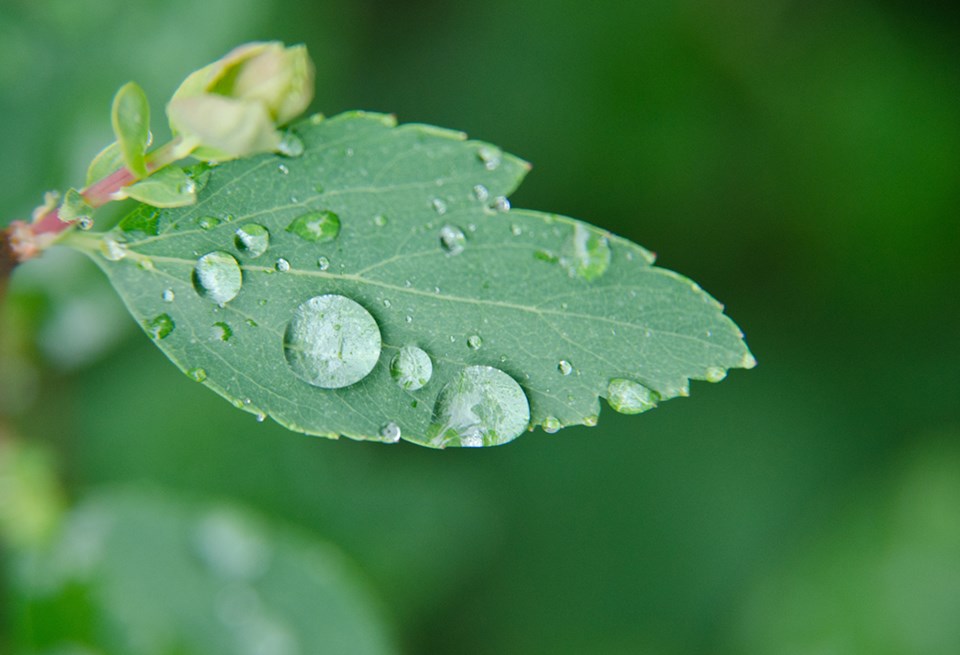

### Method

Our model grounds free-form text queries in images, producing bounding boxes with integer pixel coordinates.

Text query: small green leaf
[118,166,197,208]
[111,81,150,178]
[72,112,755,448]
[58,188,92,223]
[85,141,124,186]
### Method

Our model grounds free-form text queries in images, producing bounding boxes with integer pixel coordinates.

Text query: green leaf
[10,490,396,654]
[69,111,755,448]
[111,81,150,178]
[86,141,125,186]
[117,166,198,208]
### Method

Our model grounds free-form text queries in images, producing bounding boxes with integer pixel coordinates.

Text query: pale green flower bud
[166,42,315,161]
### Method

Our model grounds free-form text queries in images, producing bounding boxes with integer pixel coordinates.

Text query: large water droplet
[390,345,433,391]
[283,295,382,389]
[606,378,659,414]
[560,224,611,281]
[234,224,270,258]
[286,210,340,243]
[427,365,530,448]
[379,422,401,443]
[145,314,174,340]
[439,224,466,256]
[193,251,242,304]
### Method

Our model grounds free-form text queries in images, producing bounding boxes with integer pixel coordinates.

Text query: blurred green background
[2,0,959,653]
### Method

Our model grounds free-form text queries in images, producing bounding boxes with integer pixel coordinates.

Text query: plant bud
[166,42,315,161]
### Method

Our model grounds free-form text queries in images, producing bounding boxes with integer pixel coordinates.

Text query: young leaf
[86,141,124,186]
[116,166,198,208]
[68,112,755,448]
[111,81,150,178]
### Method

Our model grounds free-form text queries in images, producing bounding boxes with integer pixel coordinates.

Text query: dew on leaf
[560,224,611,281]
[317,256,330,270]
[283,294,382,389]
[234,224,270,258]
[705,366,727,383]
[144,314,174,340]
[286,210,340,243]
[379,422,401,443]
[373,214,387,227]
[275,258,290,272]
[198,216,222,230]
[77,217,94,231]
[427,365,530,448]
[389,345,433,391]
[606,378,659,414]
[542,416,561,434]
[439,224,466,256]
[477,145,502,170]
[558,360,573,376]
[161,289,175,303]
[212,321,233,342]
[467,335,483,350]
[473,184,489,202]
[188,367,207,382]
[193,251,242,304]
[584,415,598,427]
[100,234,127,261]
[277,163,289,175]
[510,224,522,236]
[277,131,304,157]
[431,198,447,215]
[493,196,511,213]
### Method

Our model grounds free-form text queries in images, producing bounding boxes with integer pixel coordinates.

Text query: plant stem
[0,137,186,273]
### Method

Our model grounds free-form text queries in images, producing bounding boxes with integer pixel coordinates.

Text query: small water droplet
[558,360,573,376]
[405,315,413,323]
[542,416,561,434]
[705,366,727,383]
[434,287,441,294]
[198,216,222,231]
[193,252,242,304]
[188,367,207,382]
[100,234,127,261]
[467,335,483,350]
[144,314,174,340]
[560,224,611,281]
[246,319,258,328]
[583,415,598,427]
[314,182,325,193]
[77,217,94,231]
[477,145,502,170]
[137,258,155,271]
[275,258,290,272]
[277,163,289,175]
[317,256,330,270]
[287,210,340,243]
[493,196,511,213]
[439,224,466,256]
[382,298,392,308]
[606,379,659,414]
[212,321,233,342]
[234,224,270,258]
[256,412,266,422]
[742,353,758,369]
[277,131,305,157]
[390,345,433,391]
[373,214,388,227]
[162,289,175,302]
[379,421,401,443]
[283,295,382,389]
[428,366,530,448]
[472,184,490,202]
[510,224,522,236]
[431,198,448,215]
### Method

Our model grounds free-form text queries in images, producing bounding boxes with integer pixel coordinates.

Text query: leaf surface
[71,112,755,447]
